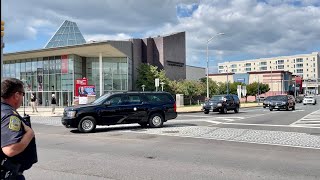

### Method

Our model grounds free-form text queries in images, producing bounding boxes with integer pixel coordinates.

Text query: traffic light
[1,21,4,37]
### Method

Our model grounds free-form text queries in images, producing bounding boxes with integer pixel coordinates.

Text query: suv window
[232,95,239,102]
[226,95,233,101]
[127,95,142,105]
[107,95,124,105]
[145,93,173,103]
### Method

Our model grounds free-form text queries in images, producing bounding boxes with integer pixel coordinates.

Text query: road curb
[177,105,262,114]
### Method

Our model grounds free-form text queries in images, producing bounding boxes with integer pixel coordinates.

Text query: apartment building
[218,52,320,94]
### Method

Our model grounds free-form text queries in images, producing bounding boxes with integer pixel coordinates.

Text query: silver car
[303,96,317,105]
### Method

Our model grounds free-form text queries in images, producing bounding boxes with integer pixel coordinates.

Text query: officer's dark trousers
[16,175,25,180]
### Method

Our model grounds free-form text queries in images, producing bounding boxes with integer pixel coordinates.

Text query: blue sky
[2,0,320,72]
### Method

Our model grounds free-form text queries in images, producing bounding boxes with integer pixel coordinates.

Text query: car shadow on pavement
[70,123,198,134]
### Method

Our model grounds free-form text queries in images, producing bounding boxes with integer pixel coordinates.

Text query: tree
[136,64,170,91]
[247,82,270,96]
[174,80,204,105]
[199,77,219,97]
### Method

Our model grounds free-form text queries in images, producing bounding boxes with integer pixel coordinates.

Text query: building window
[260,67,267,70]
[219,66,224,69]
[231,64,237,68]
[231,69,237,72]
[277,60,284,64]
[287,65,289,68]
[278,65,284,69]
[296,58,303,63]
[313,63,315,67]
[245,63,251,67]
[297,69,303,73]
[245,68,251,71]
[260,62,267,66]
[167,61,184,67]
[296,64,303,68]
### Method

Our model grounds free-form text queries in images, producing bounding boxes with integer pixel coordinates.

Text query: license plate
[275,106,278,108]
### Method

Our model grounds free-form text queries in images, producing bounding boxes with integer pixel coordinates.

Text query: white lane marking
[179,115,214,118]
[223,122,320,129]
[290,109,320,127]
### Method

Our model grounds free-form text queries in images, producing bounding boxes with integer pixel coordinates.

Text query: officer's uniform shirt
[1,102,37,171]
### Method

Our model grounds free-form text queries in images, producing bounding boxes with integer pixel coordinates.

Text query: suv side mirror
[105,101,111,106]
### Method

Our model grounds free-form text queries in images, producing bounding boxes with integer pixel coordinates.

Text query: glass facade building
[3,20,186,106]
[3,54,131,107]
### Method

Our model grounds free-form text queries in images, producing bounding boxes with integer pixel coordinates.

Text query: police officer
[1,78,38,180]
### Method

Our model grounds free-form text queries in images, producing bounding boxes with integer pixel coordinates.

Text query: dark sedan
[269,95,295,111]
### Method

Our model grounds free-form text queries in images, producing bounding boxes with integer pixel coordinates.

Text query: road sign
[155,78,160,87]
[242,86,247,97]
[237,85,241,98]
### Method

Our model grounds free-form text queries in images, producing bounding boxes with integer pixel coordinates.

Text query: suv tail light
[174,103,177,112]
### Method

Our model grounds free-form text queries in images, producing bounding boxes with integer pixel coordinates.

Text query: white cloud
[2,0,320,72]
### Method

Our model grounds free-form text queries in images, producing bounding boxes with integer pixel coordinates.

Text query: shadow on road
[70,123,198,134]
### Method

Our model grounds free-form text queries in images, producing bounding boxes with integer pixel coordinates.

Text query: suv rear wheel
[204,110,209,114]
[78,116,96,133]
[149,113,164,128]
[234,106,239,113]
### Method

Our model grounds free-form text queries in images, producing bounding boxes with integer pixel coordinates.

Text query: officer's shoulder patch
[9,116,21,131]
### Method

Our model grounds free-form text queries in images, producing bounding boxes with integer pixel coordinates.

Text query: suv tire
[223,107,228,114]
[204,110,209,114]
[234,106,239,113]
[78,116,96,133]
[149,113,164,128]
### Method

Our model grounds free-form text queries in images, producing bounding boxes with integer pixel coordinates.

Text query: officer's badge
[9,116,21,131]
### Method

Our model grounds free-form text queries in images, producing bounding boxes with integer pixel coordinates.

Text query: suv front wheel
[78,116,96,133]
[149,113,164,128]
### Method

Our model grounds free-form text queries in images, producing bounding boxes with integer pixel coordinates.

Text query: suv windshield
[210,96,224,101]
[91,93,111,105]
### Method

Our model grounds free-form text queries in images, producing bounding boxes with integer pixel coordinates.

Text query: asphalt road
[23,98,320,180]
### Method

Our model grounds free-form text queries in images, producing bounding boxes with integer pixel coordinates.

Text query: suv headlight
[281,102,286,105]
[217,103,222,107]
[67,111,77,118]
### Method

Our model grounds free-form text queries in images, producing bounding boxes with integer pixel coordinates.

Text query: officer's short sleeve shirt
[1,112,24,148]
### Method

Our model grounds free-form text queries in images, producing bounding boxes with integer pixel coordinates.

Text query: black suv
[268,95,295,111]
[203,94,240,114]
[62,92,177,133]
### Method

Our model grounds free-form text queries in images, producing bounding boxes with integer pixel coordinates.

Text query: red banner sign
[61,55,68,74]
[75,78,88,96]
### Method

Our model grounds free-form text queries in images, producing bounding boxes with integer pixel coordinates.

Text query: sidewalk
[17,103,262,117]
[176,103,262,113]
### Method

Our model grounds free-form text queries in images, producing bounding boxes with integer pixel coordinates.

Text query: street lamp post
[226,64,229,95]
[292,83,296,99]
[206,33,224,99]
